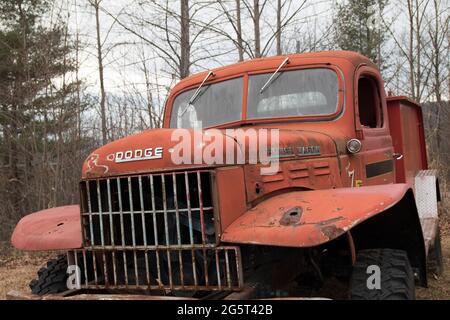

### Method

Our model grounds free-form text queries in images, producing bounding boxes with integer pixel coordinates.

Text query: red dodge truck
[10,51,443,300]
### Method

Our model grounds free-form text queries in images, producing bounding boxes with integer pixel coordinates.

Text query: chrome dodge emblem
[112,147,163,163]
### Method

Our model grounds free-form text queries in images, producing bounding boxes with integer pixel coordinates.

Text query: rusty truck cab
[165,51,398,187]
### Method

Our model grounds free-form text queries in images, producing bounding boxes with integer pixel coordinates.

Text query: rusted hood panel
[81,128,336,179]
[11,205,82,251]
[221,184,409,248]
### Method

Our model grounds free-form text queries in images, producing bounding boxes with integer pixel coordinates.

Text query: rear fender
[11,205,82,251]
[221,184,410,247]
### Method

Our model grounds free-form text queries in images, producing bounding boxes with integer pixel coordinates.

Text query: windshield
[169,68,339,128]
[248,69,338,119]
[170,77,243,129]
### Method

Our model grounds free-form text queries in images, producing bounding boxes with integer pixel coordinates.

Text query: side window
[358,76,383,128]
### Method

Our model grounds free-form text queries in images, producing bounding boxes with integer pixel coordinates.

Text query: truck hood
[82,128,337,179]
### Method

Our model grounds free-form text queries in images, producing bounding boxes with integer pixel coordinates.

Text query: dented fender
[11,205,82,251]
[221,184,409,248]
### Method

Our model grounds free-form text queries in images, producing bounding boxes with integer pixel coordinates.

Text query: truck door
[353,67,395,187]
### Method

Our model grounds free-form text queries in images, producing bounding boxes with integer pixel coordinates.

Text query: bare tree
[216,0,245,61]
[424,0,450,161]
[251,0,262,57]
[180,0,191,78]
[276,0,282,55]
[236,0,244,60]
[89,0,108,144]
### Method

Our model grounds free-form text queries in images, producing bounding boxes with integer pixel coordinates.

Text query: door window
[358,76,383,128]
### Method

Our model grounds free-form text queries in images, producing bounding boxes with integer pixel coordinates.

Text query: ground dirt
[416,231,450,300]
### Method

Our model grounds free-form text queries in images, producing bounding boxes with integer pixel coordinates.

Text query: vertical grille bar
[96,180,109,286]
[128,177,139,286]
[184,172,194,245]
[149,175,162,287]
[82,250,88,286]
[86,181,95,246]
[196,171,206,243]
[106,179,117,285]
[138,176,150,287]
[116,178,128,287]
[184,172,197,286]
[161,175,173,288]
[225,250,231,288]
[96,180,105,246]
[196,172,209,286]
[92,252,98,285]
[172,173,184,287]
[215,249,222,290]
[106,179,115,246]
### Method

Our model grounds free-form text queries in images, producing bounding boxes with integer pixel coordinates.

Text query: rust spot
[279,207,303,226]
[317,216,345,226]
[321,225,344,239]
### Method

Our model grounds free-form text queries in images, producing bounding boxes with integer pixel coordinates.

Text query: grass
[0,243,55,300]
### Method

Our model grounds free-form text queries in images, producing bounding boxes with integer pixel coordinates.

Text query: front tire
[29,255,68,295]
[350,249,415,300]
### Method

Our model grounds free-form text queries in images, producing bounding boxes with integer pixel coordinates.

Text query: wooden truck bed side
[387,96,428,185]
[388,96,440,256]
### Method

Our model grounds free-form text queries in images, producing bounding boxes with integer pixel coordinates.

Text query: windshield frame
[165,64,345,129]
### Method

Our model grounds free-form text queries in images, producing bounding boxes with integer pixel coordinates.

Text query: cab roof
[170,51,377,94]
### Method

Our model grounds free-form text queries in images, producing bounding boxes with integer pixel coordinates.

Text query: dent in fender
[11,205,82,251]
[221,184,409,248]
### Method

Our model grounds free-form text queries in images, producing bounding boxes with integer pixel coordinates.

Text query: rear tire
[350,249,415,300]
[30,255,68,295]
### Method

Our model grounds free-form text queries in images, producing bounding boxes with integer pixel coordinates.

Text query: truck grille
[75,170,243,291]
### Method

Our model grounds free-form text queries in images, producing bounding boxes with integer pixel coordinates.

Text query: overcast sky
[49,0,426,100]
[56,1,338,94]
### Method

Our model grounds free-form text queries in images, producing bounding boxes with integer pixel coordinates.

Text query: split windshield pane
[247,69,339,119]
[170,77,243,129]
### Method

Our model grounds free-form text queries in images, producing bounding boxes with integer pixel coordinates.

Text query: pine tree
[0,0,83,221]
[333,0,388,68]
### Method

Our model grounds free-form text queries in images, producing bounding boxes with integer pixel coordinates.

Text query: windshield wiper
[180,71,215,117]
[259,57,290,94]
[189,71,215,105]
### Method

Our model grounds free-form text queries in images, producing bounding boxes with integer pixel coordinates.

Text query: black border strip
[366,159,394,178]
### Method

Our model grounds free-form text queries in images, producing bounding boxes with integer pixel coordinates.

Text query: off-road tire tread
[350,249,415,300]
[29,255,68,295]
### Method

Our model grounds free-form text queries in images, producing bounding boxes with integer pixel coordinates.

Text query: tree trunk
[180,0,190,79]
[414,0,422,103]
[276,0,282,55]
[407,0,416,100]
[93,0,107,144]
[253,0,261,58]
[236,0,244,61]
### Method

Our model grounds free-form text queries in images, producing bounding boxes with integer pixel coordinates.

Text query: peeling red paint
[222,184,408,248]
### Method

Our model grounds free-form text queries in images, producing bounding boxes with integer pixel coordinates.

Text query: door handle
[393,153,404,160]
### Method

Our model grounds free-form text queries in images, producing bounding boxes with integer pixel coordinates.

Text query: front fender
[11,205,82,251]
[221,184,409,248]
